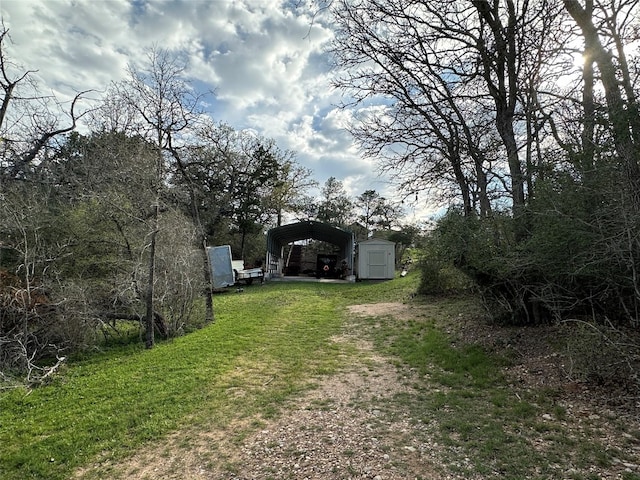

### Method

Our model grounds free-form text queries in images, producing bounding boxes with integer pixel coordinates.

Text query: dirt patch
[347,302,415,320]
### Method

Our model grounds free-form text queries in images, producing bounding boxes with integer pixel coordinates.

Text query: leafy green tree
[0,130,178,377]
[356,189,404,234]
[317,177,354,227]
[266,156,318,227]
[356,190,382,235]
[232,141,281,258]
[187,124,275,256]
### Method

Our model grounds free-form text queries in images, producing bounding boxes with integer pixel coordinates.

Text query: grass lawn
[0,275,416,480]
[2,272,639,479]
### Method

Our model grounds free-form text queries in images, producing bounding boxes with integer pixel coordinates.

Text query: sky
[0,0,432,223]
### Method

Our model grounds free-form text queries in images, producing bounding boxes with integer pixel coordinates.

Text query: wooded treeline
[3,0,639,385]
[328,0,640,330]
[0,29,415,382]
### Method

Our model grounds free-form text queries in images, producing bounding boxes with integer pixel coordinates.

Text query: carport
[266,221,355,280]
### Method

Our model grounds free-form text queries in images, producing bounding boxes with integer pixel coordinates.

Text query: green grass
[0,282,352,480]
[0,273,417,480]
[356,294,640,479]
[1,271,638,479]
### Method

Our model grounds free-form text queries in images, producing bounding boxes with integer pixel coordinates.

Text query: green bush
[418,255,448,294]
[427,171,640,327]
[417,243,473,295]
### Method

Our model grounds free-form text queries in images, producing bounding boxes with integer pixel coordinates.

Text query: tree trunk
[474,0,526,219]
[475,158,492,217]
[144,204,158,349]
[240,229,247,261]
[451,152,473,217]
[563,0,640,205]
[581,44,596,175]
[202,238,214,324]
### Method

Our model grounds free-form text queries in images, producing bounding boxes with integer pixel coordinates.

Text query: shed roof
[358,238,396,245]
[267,220,353,246]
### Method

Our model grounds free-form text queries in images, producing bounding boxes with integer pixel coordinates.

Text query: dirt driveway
[78,302,446,479]
[77,301,640,480]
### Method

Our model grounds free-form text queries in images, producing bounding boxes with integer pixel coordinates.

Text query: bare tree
[116,47,209,347]
[0,188,70,383]
[0,23,96,379]
[563,0,640,204]
[328,0,569,221]
[329,1,491,216]
[0,25,93,180]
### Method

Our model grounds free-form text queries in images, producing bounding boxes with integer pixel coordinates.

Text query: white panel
[207,245,235,288]
[369,265,387,278]
[368,250,386,265]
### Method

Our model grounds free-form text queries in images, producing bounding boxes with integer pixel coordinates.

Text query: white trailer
[232,260,264,285]
[206,245,235,288]
[207,245,264,288]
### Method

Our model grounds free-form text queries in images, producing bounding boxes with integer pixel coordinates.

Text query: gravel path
[227,349,430,479]
[76,301,640,479]
[221,303,439,479]
[80,303,442,480]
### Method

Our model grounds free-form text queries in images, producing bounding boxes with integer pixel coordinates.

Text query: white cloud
[0,0,429,221]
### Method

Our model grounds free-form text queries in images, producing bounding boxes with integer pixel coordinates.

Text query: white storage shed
[356,238,396,280]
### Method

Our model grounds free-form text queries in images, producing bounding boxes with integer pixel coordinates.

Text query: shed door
[368,250,387,278]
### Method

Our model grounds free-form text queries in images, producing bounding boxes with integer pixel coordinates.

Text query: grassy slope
[0,276,416,480]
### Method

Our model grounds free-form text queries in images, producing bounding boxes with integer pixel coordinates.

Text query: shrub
[561,319,640,391]
[417,220,476,295]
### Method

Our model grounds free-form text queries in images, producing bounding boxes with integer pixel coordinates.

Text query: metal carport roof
[266,221,355,278]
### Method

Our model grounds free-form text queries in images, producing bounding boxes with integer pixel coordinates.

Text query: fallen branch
[98,311,169,338]
[34,354,66,385]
